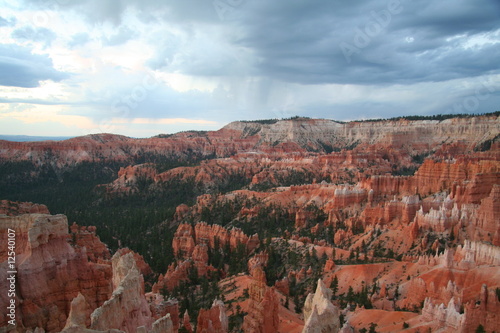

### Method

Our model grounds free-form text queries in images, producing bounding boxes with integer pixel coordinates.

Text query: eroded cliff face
[242,267,280,333]
[1,115,497,170]
[0,211,112,332]
[224,116,500,153]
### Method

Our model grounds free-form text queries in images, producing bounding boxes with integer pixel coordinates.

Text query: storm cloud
[1,0,499,136]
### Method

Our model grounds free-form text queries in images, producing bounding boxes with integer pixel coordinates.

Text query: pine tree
[331,275,339,299]
[475,324,486,333]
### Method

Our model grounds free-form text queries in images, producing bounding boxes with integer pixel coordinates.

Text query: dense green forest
[0,157,210,273]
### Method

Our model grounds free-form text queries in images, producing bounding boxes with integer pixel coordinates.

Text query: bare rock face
[145,293,180,330]
[172,223,196,259]
[422,297,465,331]
[192,244,210,276]
[415,289,497,333]
[242,267,280,333]
[193,222,259,253]
[104,164,159,195]
[462,285,500,332]
[0,213,112,332]
[196,299,228,333]
[247,251,269,272]
[115,248,153,277]
[90,252,152,333]
[174,204,190,221]
[183,310,193,333]
[455,240,500,267]
[149,314,174,333]
[476,184,500,246]
[63,293,92,330]
[70,223,111,262]
[302,279,341,333]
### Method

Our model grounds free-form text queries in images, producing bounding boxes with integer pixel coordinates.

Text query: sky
[0,0,499,138]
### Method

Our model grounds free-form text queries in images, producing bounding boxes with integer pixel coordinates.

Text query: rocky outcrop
[174,204,190,222]
[153,260,192,292]
[183,311,193,333]
[172,223,196,259]
[196,299,228,333]
[90,252,152,333]
[242,267,280,333]
[63,293,92,330]
[302,279,341,333]
[194,222,259,253]
[415,240,500,269]
[476,184,500,246]
[172,222,258,260]
[148,314,175,333]
[0,213,112,332]
[359,157,500,203]
[107,164,159,194]
[70,223,111,262]
[1,210,159,333]
[225,115,500,153]
[1,115,499,333]
[192,244,210,276]
[116,248,153,278]
[420,284,500,333]
[455,240,500,267]
[462,284,500,333]
[0,200,50,216]
[145,293,180,330]
[164,222,260,291]
[421,297,465,331]
[248,252,269,272]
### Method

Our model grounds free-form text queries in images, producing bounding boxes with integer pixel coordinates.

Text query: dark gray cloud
[17,0,500,86]
[230,0,500,85]
[132,0,500,86]
[11,26,57,46]
[0,44,69,87]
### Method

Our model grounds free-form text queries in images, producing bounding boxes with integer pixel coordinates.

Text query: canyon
[0,113,499,332]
